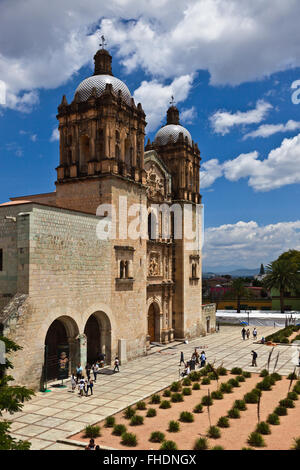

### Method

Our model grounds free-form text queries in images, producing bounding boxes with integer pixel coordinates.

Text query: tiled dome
[154,124,192,146]
[75,75,132,105]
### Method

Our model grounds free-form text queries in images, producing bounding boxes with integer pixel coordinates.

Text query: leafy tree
[264,258,300,313]
[228,278,249,313]
[0,336,34,450]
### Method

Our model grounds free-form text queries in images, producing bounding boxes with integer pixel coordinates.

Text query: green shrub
[202,395,213,406]
[160,440,178,450]
[202,377,211,385]
[84,425,100,438]
[256,378,272,391]
[228,408,240,419]
[242,371,251,378]
[231,367,243,375]
[105,416,115,428]
[274,406,287,416]
[228,378,240,388]
[163,389,171,397]
[183,387,192,396]
[182,377,191,386]
[217,416,230,428]
[136,401,146,410]
[220,382,233,394]
[241,447,254,451]
[112,424,126,436]
[211,390,223,400]
[259,369,269,377]
[207,426,221,439]
[159,400,171,409]
[256,421,271,435]
[150,394,161,404]
[146,408,156,418]
[192,382,200,390]
[267,413,280,425]
[121,432,137,447]
[208,372,219,381]
[279,398,295,408]
[270,372,282,381]
[171,392,184,403]
[287,391,298,401]
[130,415,144,426]
[168,420,180,433]
[194,437,209,450]
[217,367,227,376]
[233,399,247,411]
[293,383,300,394]
[211,446,224,450]
[244,391,259,404]
[189,371,201,381]
[180,411,194,422]
[292,437,300,450]
[124,406,135,419]
[236,375,245,383]
[149,431,165,443]
[288,372,298,380]
[247,432,266,448]
[170,381,181,392]
[193,403,203,413]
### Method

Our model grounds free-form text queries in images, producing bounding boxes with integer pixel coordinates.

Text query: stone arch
[84,311,112,365]
[147,300,161,343]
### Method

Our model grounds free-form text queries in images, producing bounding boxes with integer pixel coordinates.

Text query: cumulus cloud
[180,106,197,124]
[210,100,272,135]
[1,1,300,113]
[50,128,60,142]
[243,120,300,139]
[200,159,224,188]
[203,220,300,269]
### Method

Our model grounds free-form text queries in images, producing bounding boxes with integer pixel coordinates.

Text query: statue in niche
[148,254,160,276]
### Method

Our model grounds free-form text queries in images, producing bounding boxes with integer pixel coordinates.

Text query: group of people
[241,326,258,340]
[179,348,207,376]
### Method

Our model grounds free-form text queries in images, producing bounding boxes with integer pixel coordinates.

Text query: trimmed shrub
[287,391,298,401]
[208,372,219,381]
[124,406,135,419]
[183,387,192,396]
[228,378,240,388]
[231,367,243,375]
[121,432,137,447]
[149,431,165,443]
[217,367,227,376]
[193,403,203,413]
[217,416,230,428]
[228,408,240,419]
[256,421,271,435]
[163,389,171,397]
[159,400,171,409]
[180,411,194,423]
[168,420,180,433]
[256,378,272,391]
[233,399,247,411]
[160,440,178,450]
[279,398,295,408]
[259,369,269,377]
[270,372,282,381]
[136,401,146,410]
[247,432,266,448]
[242,371,252,378]
[189,371,201,381]
[292,437,300,450]
[130,415,144,426]
[241,447,254,451]
[146,408,156,418]
[267,413,280,425]
[202,395,213,406]
[84,425,100,438]
[170,381,181,392]
[194,438,209,450]
[202,377,211,385]
[171,392,184,403]
[288,372,298,380]
[220,382,233,394]
[211,446,224,450]
[236,375,246,383]
[105,416,115,428]
[112,424,126,436]
[182,377,191,386]
[293,383,300,394]
[211,390,223,400]
[150,394,161,404]
[207,426,221,439]
[244,391,259,404]
[192,382,200,390]
[274,406,287,416]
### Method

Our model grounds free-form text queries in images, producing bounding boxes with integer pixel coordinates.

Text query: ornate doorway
[148,302,161,343]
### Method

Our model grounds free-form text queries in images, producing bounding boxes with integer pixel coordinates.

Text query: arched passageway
[84,312,112,365]
[148,302,161,343]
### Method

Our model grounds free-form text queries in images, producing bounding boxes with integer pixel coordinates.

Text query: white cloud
[180,106,197,124]
[203,220,300,269]
[201,133,300,191]
[210,100,272,135]
[243,120,300,139]
[50,128,59,142]
[133,75,194,131]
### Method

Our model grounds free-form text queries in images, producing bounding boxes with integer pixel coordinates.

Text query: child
[71,374,76,393]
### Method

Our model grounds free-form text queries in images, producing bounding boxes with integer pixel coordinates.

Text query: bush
[150,394,161,404]
[259,369,269,377]
[236,375,245,383]
[189,371,201,381]
[227,408,240,419]
[270,372,282,381]
[149,431,165,443]
[183,387,192,396]
[202,377,211,385]
[170,382,181,392]
[194,438,209,450]
[228,378,240,388]
[288,372,298,380]
[163,389,171,397]
[105,416,115,428]
[146,408,156,418]
[267,413,280,425]
[220,382,233,394]
[279,398,295,408]
[130,415,144,426]
[112,424,126,436]
[247,432,266,448]
[193,403,203,413]
[160,440,178,450]
[217,366,227,376]
[256,378,272,391]
[211,390,223,400]
[274,406,287,416]
[202,395,213,406]
[136,401,146,410]
[233,399,247,411]
[244,391,259,404]
[208,372,219,381]
[182,377,191,386]
[217,416,230,428]
[84,425,100,438]
[159,400,171,409]
[171,392,184,403]
[124,406,135,419]
[256,421,271,435]
[211,446,224,450]
[168,420,180,433]
[242,371,252,378]
[293,383,300,394]
[192,382,201,390]
[207,426,221,439]
[180,411,194,423]
[121,432,137,447]
[231,367,243,375]
[292,437,300,450]
[287,391,298,401]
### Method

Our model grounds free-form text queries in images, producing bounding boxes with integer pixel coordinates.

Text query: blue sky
[0,1,300,272]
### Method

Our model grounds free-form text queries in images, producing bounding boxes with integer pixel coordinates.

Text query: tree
[0,336,34,450]
[230,278,249,313]
[263,259,300,313]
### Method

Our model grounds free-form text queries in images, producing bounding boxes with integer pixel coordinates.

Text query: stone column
[76,333,87,369]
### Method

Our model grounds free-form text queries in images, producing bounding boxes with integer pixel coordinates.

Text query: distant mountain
[203,267,259,278]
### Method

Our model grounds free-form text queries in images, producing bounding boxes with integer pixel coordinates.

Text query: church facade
[0,47,216,389]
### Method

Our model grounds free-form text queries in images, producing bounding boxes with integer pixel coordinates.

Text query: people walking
[78,378,85,396]
[76,364,83,383]
[86,377,94,396]
[179,351,185,366]
[241,327,246,340]
[251,350,258,367]
[113,356,120,373]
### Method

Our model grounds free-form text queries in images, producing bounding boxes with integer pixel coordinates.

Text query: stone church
[0,46,216,389]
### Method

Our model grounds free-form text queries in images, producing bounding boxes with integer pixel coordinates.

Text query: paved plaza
[2,325,299,450]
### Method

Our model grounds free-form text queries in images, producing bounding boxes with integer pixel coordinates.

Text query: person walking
[179,351,185,366]
[92,362,99,382]
[251,350,258,367]
[85,363,91,381]
[76,364,83,383]
[241,327,246,340]
[114,356,120,373]
[78,378,85,397]
[86,377,94,396]
[200,351,206,368]
[70,374,76,393]
[253,327,258,340]
[246,328,250,339]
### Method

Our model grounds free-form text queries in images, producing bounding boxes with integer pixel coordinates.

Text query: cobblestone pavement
[2,325,299,450]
